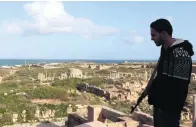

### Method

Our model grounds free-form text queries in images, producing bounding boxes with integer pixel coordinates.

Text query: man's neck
[163,38,175,49]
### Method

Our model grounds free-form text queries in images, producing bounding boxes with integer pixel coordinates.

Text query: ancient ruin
[76,82,110,100]
[66,105,153,127]
[0,61,195,127]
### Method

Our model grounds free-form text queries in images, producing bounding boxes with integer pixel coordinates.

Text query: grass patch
[51,78,82,89]
[26,86,69,101]
[95,70,110,76]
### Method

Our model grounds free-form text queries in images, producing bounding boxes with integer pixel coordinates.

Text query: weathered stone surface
[132,111,153,126]
[66,113,88,127]
[66,105,155,127]
[76,83,110,100]
[141,124,154,127]
[12,113,18,123]
[67,68,83,79]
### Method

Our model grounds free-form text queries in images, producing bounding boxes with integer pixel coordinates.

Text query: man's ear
[162,31,167,36]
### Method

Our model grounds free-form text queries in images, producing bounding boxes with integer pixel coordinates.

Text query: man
[148,18,194,127]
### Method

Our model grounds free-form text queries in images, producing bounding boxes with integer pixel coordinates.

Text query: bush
[0,82,19,94]
[0,113,13,126]
[52,78,82,89]
[109,67,134,72]
[54,103,68,117]
[26,86,69,101]
[25,105,37,121]
[83,78,103,87]
[38,103,68,118]
[0,94,28,114]
[111,101,131,114]
[52,77,103,88]
[96,70,110,75]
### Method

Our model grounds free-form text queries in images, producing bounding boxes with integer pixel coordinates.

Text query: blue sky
[0,1,195,60]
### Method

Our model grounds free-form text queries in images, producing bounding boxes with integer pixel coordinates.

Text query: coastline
[0,59,159,67]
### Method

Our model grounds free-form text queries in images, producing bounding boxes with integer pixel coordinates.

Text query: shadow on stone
[36,121,63,127]
[193,120,196,127]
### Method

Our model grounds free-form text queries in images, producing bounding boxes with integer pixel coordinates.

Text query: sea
[0,59,159,67]
[1,59,196,67]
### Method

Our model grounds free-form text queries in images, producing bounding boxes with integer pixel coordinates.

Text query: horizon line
[0,58,195,61]
[0,58,160,61]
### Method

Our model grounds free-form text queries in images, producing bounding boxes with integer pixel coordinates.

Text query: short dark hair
[150,18,173,36]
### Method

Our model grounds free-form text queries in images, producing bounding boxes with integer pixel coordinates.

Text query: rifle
[130,59,160,114]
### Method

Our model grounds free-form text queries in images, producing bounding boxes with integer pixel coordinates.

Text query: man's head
[150,18,173,46]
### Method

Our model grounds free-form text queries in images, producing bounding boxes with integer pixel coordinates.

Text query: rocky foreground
[3,121,66,127]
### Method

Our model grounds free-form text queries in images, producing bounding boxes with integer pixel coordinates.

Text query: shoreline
[0,59,159,68]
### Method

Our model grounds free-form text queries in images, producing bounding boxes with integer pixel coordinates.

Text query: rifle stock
[130,59,160,114]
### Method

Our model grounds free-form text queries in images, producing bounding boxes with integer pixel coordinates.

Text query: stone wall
[105,70,151,81]
[10,108,59,124]
[37,73,55,82]
[76,82,110,100]
[66,105,155,127]
[131,111,153,126]
[191,73,196,81]
[66,113,88,127]
[67,68,83,79]
[132,109,193,125]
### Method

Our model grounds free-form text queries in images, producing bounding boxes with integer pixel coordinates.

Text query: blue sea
[0,59,159,67]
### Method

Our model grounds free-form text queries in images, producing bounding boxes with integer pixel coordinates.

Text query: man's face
[150,28,164,46]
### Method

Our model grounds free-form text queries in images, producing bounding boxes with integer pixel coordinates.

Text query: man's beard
[155,41,162,46]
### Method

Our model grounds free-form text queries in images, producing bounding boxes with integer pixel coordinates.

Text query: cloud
[133,35,144,43]
[124,35,144,44]
[0,1,120,38]
[1,22,24,35]
[123,30,144,44]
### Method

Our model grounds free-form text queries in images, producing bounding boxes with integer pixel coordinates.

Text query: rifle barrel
[130,59,160,114]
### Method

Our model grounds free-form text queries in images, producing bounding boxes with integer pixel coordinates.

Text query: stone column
[67,104,73,114]
[144,70,148,81]
[22,110,26,122]
[12,113,18,123]
[192,95,196,127]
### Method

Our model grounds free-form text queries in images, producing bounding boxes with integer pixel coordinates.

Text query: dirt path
[30,99,63,105]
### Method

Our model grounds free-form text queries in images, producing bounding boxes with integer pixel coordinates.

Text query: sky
[0,1,196,60]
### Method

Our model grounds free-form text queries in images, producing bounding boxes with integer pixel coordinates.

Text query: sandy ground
[30,99,63,105]
[3,121,66,127]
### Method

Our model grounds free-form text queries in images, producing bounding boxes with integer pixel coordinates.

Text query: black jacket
[148,39,194,113]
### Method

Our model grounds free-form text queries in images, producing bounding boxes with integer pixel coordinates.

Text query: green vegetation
[0,113,13,126]
[117,67,134,72]
[0,81,71,126]
[38,103,68,118]
[2,64,191,126]
[138,100,153,115]
[26,86,69,101]
[83,78,103,87]
[52,77,103,88]
[110,101,131,114]
[51,78,81,88]
[95,70,110,76]
[0,82,19,94]
[0,65,106,126]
